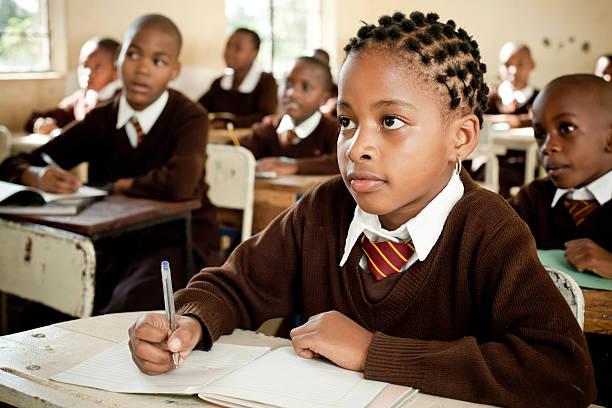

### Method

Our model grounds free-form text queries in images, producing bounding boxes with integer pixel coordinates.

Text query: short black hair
[127,14,182,57]
[295,56,333,93]
[234,27,261,51]
[343,11,489,128]
[97,38,121,58]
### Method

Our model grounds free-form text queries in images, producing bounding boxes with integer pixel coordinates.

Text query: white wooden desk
[0,312,507,408]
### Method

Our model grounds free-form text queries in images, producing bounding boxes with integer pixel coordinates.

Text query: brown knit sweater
[238,114,340,174]
[176,172,596,407]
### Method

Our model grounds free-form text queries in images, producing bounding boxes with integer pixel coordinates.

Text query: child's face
[337,49,458,230]
[80,48,117,91]
[282,61,330,125]
[499,47,534,90]
[224,32,258,72]
[533,83,612,189]
[119,27,180,111]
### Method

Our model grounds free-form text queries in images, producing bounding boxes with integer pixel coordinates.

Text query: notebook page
[199,346,388,408]
[50,341,270,394]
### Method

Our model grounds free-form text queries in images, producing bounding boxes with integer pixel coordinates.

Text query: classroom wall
[1,0,611,132]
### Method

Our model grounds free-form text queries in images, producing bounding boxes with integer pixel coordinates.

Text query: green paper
[537,249,612,291]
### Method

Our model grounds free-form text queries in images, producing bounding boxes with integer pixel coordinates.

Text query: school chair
[468,118,506,193]
[0,218,96,331]
[205,144,256,243]
[545,266,585,329]
[0,125,10,163]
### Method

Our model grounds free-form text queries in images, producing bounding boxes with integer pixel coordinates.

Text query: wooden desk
[583,289,612,335]
[208,127,251,144]
[0,312,504,408]
[9,131,53,154]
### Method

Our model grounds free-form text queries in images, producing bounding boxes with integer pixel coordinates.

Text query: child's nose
[346,127,376,162]
[541,134,561,155]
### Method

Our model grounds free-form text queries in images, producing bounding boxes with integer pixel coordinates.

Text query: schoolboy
[240,56,339,175]
[198,28,277,128]
[0,14,219,313]
[26,37,121,134]
[128,12,595,407]
[511,73,612,406]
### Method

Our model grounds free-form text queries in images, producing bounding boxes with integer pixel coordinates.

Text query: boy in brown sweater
[241,56,339,175]
[0,15,219,313]
[128,12,595,407]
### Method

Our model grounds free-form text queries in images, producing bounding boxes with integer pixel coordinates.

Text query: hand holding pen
[23,152,82,193]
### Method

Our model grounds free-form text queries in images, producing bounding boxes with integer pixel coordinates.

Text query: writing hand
[113,177,134,193]
[33,117,58,135]
[565,239,612,279]
[128,313,203,375]
[290,310,373,372]
[22,166,82,193]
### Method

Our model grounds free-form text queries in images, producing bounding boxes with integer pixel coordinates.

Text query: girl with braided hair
[128,11,596,407]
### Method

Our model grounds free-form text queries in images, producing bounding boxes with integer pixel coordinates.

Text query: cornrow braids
[343,11,489,127]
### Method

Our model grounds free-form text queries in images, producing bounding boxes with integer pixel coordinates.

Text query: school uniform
[1,89,220,313]
[25,80,121,132]
[239,111,340,174]
[198,64,278,128]
[175,171,595,407]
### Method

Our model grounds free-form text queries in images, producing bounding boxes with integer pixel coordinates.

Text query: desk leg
[1,292,6,334]
[184,212,193,284]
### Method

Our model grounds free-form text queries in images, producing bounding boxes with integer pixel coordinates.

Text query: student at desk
[129,12,595,407]
[26,37,121,135]
[0,14,219,314]
[241,56,340,175]
[509,74,612,406]
[198,28,278,129]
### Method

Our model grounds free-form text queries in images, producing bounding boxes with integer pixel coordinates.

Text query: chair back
[205,144,256,242]
[545,266,585,329]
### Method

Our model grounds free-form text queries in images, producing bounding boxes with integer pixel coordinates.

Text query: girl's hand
[128,313,203,375]
[290,310,373,371]
[565,239,612,279]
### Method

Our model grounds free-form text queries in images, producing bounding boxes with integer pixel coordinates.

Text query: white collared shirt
[339,172,464,272]
[498,81,535,108]
[551,169,612,207]
[276,111,322,144]
[116,90,169,148]
[220,63,263,94]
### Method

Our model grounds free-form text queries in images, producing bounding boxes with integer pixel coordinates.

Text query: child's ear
[170,61,181,82]
[451,113,480,162]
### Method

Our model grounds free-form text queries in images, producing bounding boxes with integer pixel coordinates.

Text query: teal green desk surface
[537,249,612,291]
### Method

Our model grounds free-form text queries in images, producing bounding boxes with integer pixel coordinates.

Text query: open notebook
[0,180,107,215]
[51,342,417,408]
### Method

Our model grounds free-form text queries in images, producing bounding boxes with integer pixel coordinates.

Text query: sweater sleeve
[364,217,596,407]
[126,108,208,202]
[233,74,278,128]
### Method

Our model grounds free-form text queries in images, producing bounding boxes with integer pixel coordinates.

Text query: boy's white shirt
[220,63,262,94]
[498,80,535,108]
[116,90,169,148]
[276,111,322,144]
[339,172,464,272]
[551,169,612,207]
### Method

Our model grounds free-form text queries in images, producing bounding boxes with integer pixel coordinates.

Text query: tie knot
[361,234,415,280]
[562,198,599,226]
[279,129,298,146]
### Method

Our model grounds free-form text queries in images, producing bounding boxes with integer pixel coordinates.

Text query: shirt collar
[276,111,322,142]
[339,172,464,267]
[551,169,612,207]
[514,85,535,106]
[116,90,169,133]
[220,63,263,93]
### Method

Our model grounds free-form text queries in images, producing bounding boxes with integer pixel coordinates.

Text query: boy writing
[242,56,339,175]
[128,12,595,407]
[0,14,219,314]
[198,28,277,128]
[26,37,121,134]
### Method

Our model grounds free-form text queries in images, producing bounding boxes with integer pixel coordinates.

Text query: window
[226,0,322,78]
[0,0,50,73]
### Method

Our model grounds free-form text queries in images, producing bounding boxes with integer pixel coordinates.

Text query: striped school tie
[563,198,599,226]
[130,117,145,145]
[360,234,415,281]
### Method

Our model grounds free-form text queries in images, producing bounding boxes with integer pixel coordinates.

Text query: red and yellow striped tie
[130,117,145,145]
[360,234,415,281]
[563,198,599,226]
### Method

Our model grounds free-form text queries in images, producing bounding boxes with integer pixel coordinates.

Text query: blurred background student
[594,54,612,82]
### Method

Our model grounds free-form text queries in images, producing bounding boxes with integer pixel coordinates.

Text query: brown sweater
[176,172,596,407]
[198,72,278,128]
[239,115,340,174]
[510,177,612,252]
[1,89,219,263]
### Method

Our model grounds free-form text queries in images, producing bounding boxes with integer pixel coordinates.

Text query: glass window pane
[0,0,50,72]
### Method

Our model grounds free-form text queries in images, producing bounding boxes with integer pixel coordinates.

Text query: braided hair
[343,11,489,128]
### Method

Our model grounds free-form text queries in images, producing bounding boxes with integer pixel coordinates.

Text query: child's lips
[546,163,569,176]
[348,171,386,193]
[128,82,149,94]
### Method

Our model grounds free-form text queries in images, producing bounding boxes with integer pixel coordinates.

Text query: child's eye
[381,116,405,130]
[127,51,139,60]
[154,59,167,67]
[533,127,546,141]
[339,116,356,130]
[559,122,576,134]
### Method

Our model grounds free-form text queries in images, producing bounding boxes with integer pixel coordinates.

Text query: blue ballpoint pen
[161,261,180,368]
